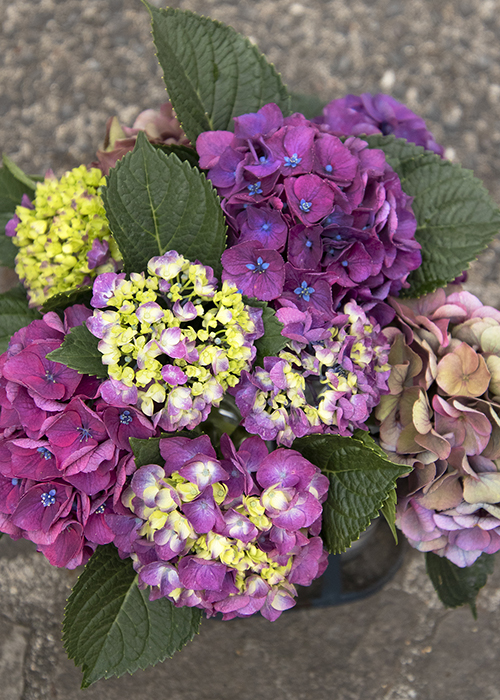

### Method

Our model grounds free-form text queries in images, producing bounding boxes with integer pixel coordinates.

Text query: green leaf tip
[64,544,202,687]
[426,551,494,617]
[293,432,409,553]
[46,324,108,378]
[0,286,42,354]
[2,153,37,192]
[102,132,226,277]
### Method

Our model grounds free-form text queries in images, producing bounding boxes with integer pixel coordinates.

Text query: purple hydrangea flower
[221,241,285,301]
[232,299,391,446]
[196,104,420,321]
[316,93,445,156]
[112,433,329,620]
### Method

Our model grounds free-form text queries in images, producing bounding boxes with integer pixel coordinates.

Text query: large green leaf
[144,3,291,145]
[365,135,500,297]
[293,432,409,553]
[102,132,227,276]
[0,286,41,352]
[426,551,494,618]
[63,544,202,688]
[46,324,108,378]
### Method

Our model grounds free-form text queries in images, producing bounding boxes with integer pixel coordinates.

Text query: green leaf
[293,432,410,553]
[2,154,38,192]
[63,544,202,688]
[102,132,227,276]
[242,295,287,367]
[379,487,398,544]
[0,158,38,269]
[130,436,162,468]
[290,92,326,120]
[41,285,93,313]
[426,551,494,618]
[144,3,291,145]
[46,325,108,378]
[365,135,500,297]
[0,286,42,353]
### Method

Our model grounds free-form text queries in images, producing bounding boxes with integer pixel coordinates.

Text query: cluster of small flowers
[110,433,329,620]
[232,300,391,446]
[315,93,445,156]
[0,307,158,568]
[7,165,122,308]
[87,252,264,432]
[376,288,500,567]
[196,102,421,326]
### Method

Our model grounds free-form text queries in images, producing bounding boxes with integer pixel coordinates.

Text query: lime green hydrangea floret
[12,165,122,307]
[87,251,263,431]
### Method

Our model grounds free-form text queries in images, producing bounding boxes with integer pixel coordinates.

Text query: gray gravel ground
[2,0,500,698]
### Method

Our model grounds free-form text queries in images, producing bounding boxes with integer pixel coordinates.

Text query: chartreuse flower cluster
[111,434,329,620]
[232,301,391,446]
[87,251,264,431]
[7,165,122,307]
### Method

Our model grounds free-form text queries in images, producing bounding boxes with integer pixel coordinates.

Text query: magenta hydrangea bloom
[316,93,445,156]
[196,103,421,323]
[0,307,159,569]
[113,433,329,620]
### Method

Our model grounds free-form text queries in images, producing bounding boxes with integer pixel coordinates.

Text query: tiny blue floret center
[41,488,56,507]
[37,446,53,460]
[294,280,315,302]
[284,153,302,168]
[77,426,93,442]
[246,257,270,274]
[248,181,263,196]
[119,410,133,425]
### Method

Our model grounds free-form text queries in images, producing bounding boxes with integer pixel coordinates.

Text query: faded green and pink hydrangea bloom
[377,288,500,567]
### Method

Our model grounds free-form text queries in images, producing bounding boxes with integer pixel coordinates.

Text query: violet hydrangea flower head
[9,166,122,308]
[114,433,329,620]
[316,93,445,157]
[0,306,158,569]
[231,299,391,446]
[376,287,500,567]
[87,251,264,432]
[196,104,420,320]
